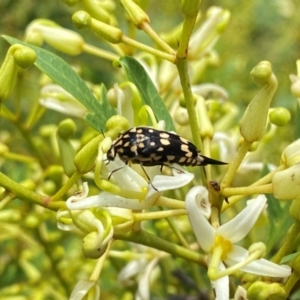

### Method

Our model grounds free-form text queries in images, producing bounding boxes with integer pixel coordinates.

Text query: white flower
[67,157,194,210]
[107,84,135,126]
[40,84,87,117]
[185,186,291,300]
[117,246,167,300]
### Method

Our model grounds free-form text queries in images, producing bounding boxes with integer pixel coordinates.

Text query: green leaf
[280,251,300,264]
[3,35,115,132]
[85,84,115,130]
[119,56,175,131]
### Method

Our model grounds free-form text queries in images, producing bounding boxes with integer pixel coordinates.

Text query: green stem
[115,230,206,266]
[222,164,285,211]
[13,118,48,168]
[51,171,81,202]
[121,35,176,63]
[220,140,252,190]
[222,184,273,198]
[176,57,202,151]
[0,171,65,211]
[284,272,299,297]
[158,206,190,248]
[272,221,300,264]
[141,22,175,55]
[83,43,119,61]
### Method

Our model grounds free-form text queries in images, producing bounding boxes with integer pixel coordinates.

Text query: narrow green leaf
[85,84,115,130]
[3,35,115,131]
[119,56,175,131]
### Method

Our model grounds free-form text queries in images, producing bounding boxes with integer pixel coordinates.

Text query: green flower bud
[41,180,57,195]
[181,0,202,17]
[281,139,300,167]
[269,108,291,126]
[0,45,35,102]
[289,199,300,221]
[72,11,122,44]
[195,95,213,139]
[72,11,92,29]
[83,0,117,25]
[240,61,278,142]
[105,115,130,132]
[120,0,150,28]
[74,116,129,173]
[174,105,189,126]
[0,143,9,155]
[273,164,300,200]
[57,120,77,177]
[82,231,109,259]
[21,179,36,190]
[13,47,36,68]
[0,209,22,222]
[248,242,266,258]
[57,119,77,139]
[247,282,286,300]
[24,213,40,228]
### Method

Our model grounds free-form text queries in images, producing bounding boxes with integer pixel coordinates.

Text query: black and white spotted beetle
[106,126,226,168]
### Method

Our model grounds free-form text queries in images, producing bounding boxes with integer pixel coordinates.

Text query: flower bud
[195,95,213,139]
[83,0,117,25]
[181,0,202,17]
[247,282,286,300]
[72,11,123,44]
[240,61,278,142]
[57,119,77,139]
[25,19,84,55]
[269,107,291,126]
[289,199,300,221]
[0,45,35,102]
[290,74,300,98]
[272,164,300,200]
[281,139,300,167]
[120,0,150,28]
[83,231,109,259]
[74,116,129,174]
[248,242,266,258]
[57,119,77,177]
[189,7,230,58]
[13,47,36,68]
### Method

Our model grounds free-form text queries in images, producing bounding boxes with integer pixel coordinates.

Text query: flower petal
[234,286,247,300]
[185,186,215,251]
[69,279,100,300]
[118,259,148,286]
[225,245,291,278]
[136,257,159,300]
[104,156,148,191]
[148,164,194,193]
[217,195,267,243]
[211,262,229,300]
[74,192,155,210]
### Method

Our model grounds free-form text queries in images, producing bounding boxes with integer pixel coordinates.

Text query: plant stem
[0,171,65,211]
[115,230,206,266]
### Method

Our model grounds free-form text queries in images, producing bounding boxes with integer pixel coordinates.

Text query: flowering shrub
[1,1,300,299]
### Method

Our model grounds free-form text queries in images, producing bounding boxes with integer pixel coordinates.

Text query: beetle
[106,126,226,168]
